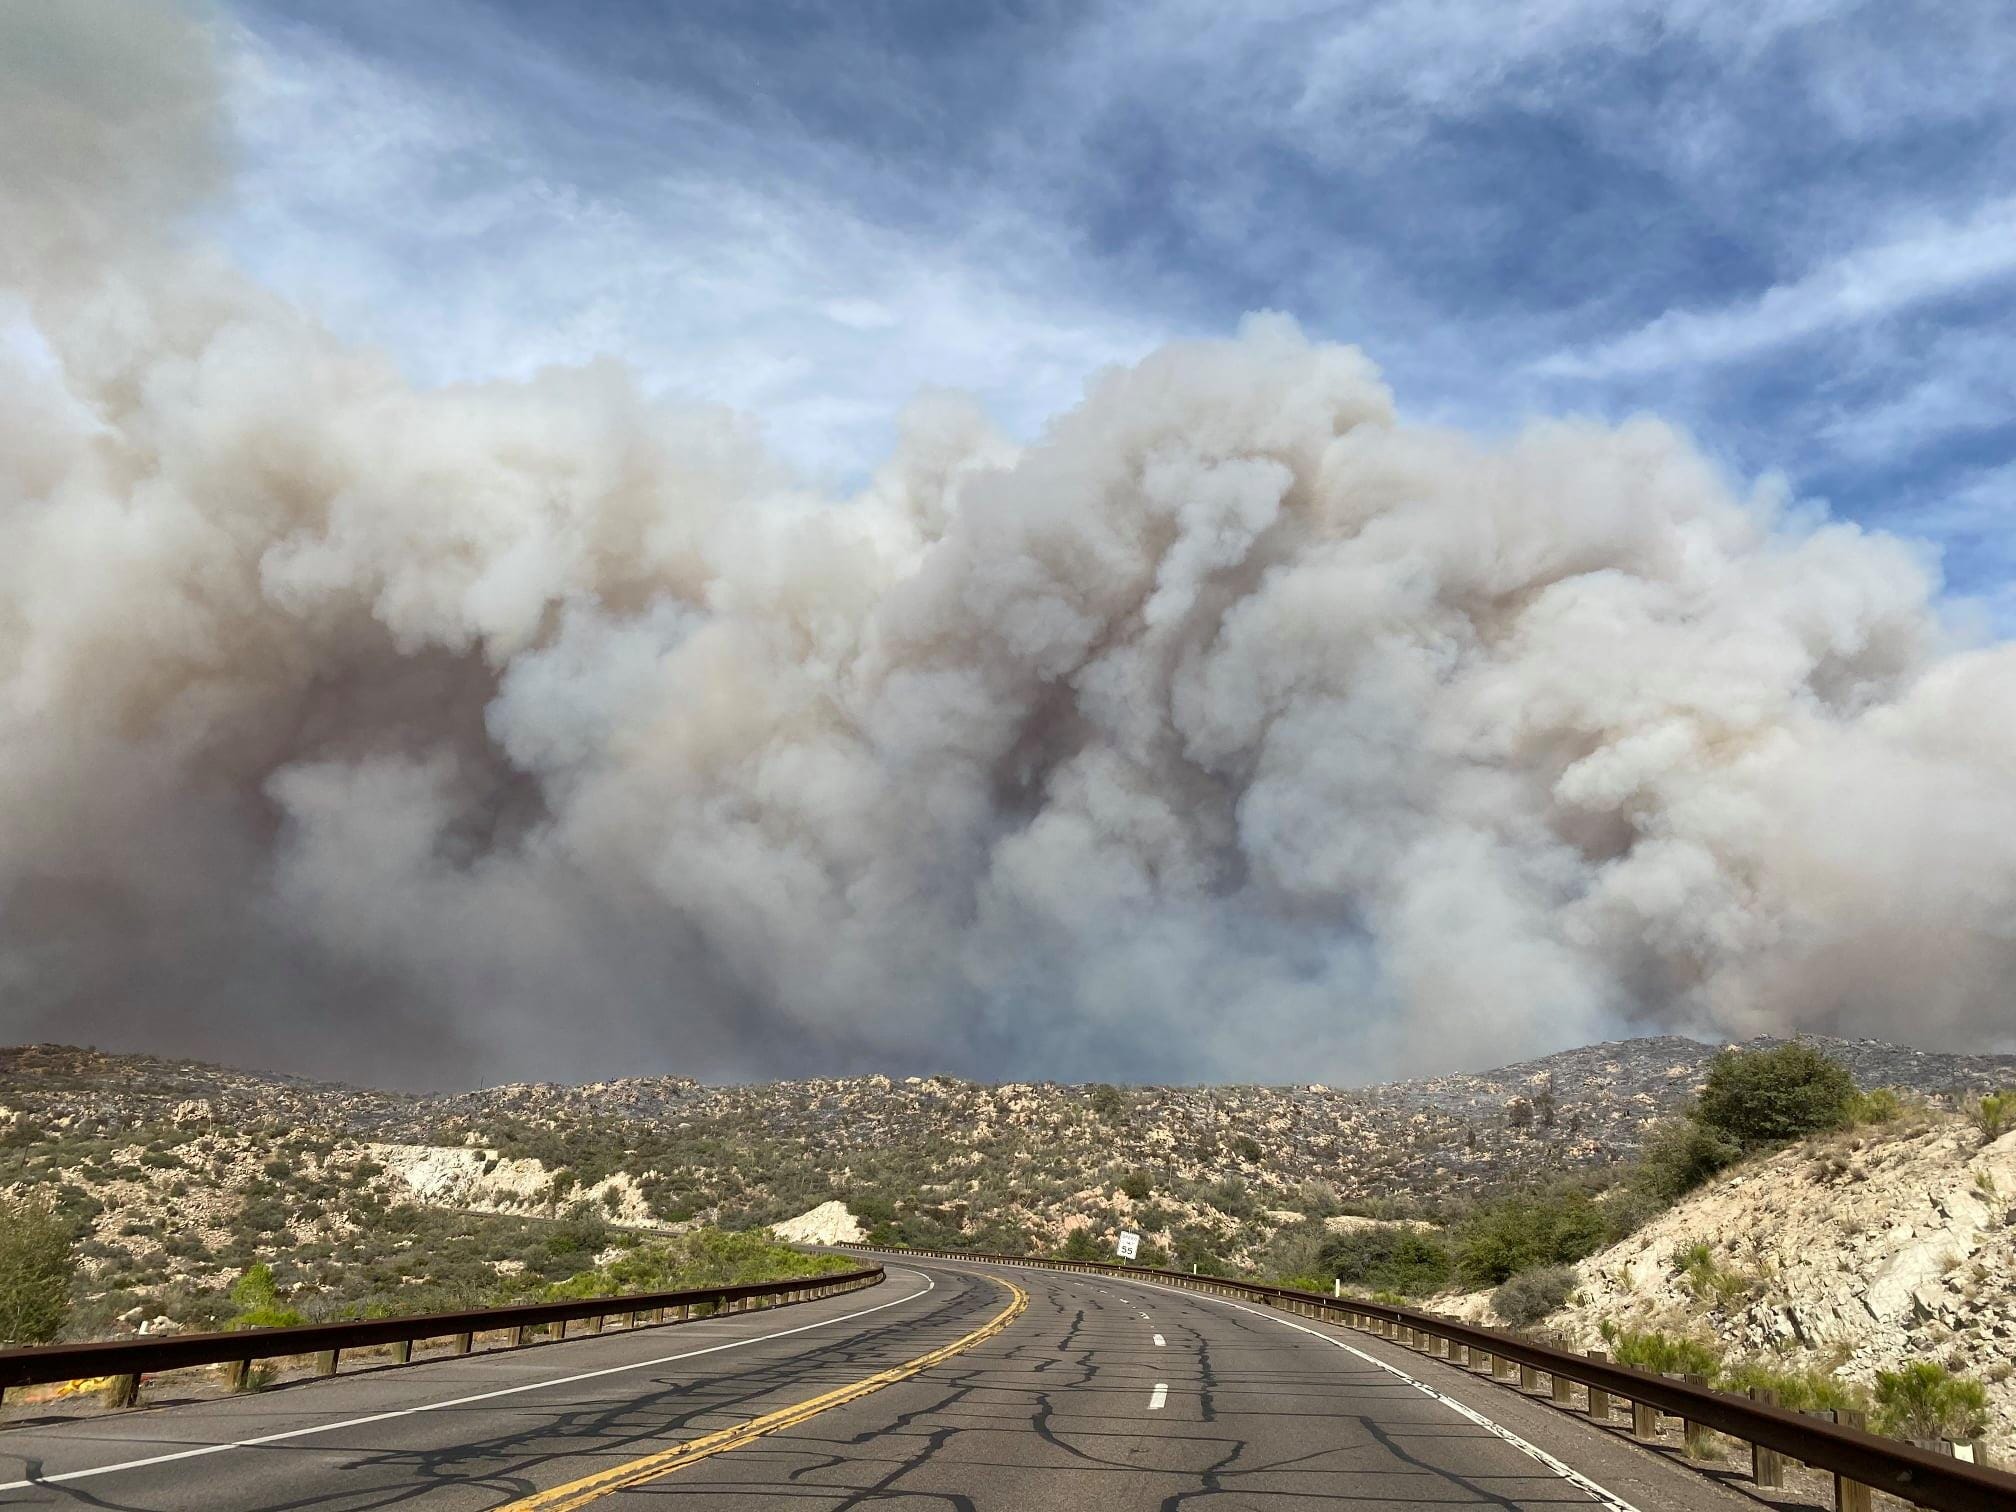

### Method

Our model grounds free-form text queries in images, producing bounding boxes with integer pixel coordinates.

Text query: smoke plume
[4,2,2013,1086]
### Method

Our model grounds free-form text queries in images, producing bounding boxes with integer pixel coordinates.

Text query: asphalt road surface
[0,1256,1763,1510]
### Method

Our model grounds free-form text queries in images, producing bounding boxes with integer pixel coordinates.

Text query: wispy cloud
[1534,199,2016,378]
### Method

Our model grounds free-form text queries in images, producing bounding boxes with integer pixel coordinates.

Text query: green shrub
[1634,1119,1744,1203]
[1601,1325,1724,1378]
[1721,1360,1867,1415]
[1972,1091,2016,1146]
[227,1264,307,1329]
[1492,1264,1576,1325]
[1057,1229,1105,1262]
[1455,1186,1609,1288]
[1320,1228,1454,1297]
[0,1193,75,1344]
[1119,1170,1153,1202]
[1847,1087,1904,1126]
[1694,1042,1857,1148]
[1872,1362,1990,1441]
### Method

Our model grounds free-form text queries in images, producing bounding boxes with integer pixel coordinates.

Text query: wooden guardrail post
[1632,1396,1658,1440]
[453,1331,474,1355]
[1750,1387,1784,1487]
[227,1358,252,1391]
[1551,1369,1574,1406]
[1682,1374,1713,1458]
[1586,1351,1610,1422]
[106,1374,140,1409]
[315,1349,340,1377]
[1519,1362,1540,1391]
[1494,1353,1516,1382]
[1833,1409,1873,1512]
[393,1339,413,1364]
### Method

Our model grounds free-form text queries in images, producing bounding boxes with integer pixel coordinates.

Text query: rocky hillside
[1444,1108,2016,1456]
[4,1034,2013,1342]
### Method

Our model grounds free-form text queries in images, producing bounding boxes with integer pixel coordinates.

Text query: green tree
[1455,1187,1609,1288]
[1058,1228,1105,1262]
[1694,1042,1857,1148]
[1119,1169,1153,1202]
[1319,1228,1454,1296]
[0,1194,74,1344]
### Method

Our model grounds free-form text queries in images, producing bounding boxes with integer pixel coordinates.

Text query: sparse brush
[1872,1362,1990,1442]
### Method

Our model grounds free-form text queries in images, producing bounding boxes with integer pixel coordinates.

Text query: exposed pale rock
[770,1201,865,1245]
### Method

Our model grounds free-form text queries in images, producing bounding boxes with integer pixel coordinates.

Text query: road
[0,1256,1760,1510]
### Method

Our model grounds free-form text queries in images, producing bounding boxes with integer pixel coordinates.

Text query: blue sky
[215,0,2016,623]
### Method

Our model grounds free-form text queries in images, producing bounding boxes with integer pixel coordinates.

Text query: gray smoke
[4,1,2013,1087]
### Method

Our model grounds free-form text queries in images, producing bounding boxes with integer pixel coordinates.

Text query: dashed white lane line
[1148,1383,1169,1410]
[1152,1334,1166,1347]
[0,1271,943,1495]
[1078,1272,1642,1512]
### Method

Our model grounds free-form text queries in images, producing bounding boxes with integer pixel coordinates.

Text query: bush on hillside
[227,1263,307,1329]
[1721,1360,1867,1415]
[0,1193,75,1344]
[538,1227,856,1300]
[1873,1362,1990,1441]
[1972,1091,2016,1146]
[1057,1229,1105,1262]
[1694,1042,1856,1148]
[1320,1228,1454,1297]
[1634,1118,1744,1203]
[1492,1264,1576,1326]
[1600,1324,1723,1378]
[1454,1186,1609,1288]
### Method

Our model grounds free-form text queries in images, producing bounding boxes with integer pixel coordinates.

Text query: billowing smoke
[4,3,2013,1087]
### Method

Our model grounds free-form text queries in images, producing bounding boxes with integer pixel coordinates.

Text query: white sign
[1115,1230,1141,1260]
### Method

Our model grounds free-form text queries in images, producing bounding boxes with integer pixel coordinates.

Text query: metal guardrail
[855,1244,2015,1512]
[0,1265,883,1408]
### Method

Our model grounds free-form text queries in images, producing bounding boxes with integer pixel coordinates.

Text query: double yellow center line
[500,1273,1027,1510]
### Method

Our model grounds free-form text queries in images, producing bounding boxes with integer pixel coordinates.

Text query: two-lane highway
[0,1257,1760,1510]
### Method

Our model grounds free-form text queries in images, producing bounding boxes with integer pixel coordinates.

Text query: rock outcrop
[770,1201,866,1245]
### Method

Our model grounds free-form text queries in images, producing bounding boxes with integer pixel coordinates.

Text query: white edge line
[1152,1334,1165,1347]
[0,1271,939,1494]
[994,1261,1641,1512]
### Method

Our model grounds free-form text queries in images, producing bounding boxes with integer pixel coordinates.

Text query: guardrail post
[453,1331,474,1355]
[1551,1369,1573,1406]
[106,1373,140,1409]
[1749,1387,1784,1486]
[228,1358,253,1392]
[590,1315,604,1334]
[1682,1375,1713,1458]
[1586,1352,1610,1421]
[393,1339,413,1365]
[1494,1353,1515,1382]
[1832,1410,1873,1512]
[1519,1363,1540,1391]
[1473,1348,1491,1374]
[1451,1342,1469,1366]
[315,1349,339,1377]
[513,1325,531,1346]
[1631,1397,1658,1440]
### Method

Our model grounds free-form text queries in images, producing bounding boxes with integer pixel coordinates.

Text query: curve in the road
[501,1273,1026,1511]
